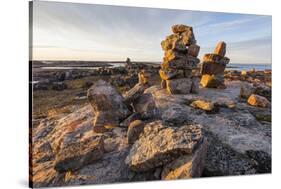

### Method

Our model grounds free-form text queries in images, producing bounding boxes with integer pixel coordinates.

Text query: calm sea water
[226,64,271,71]
[40,62,271,71]
[40,63,126,70]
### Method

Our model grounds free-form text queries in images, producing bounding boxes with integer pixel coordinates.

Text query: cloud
[31,1,272,64]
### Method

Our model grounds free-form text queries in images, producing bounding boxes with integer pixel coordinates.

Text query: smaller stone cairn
[200,41,230,88]
[159,24,201,94]
[125,57,131,65]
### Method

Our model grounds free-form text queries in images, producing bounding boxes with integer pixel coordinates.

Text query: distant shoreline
[30,60,271,65]
[31,60,271,71]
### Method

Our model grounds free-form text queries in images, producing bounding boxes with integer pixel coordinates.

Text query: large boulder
[161,138,208,180]
[125,121,203,172]
[87,80,131,131]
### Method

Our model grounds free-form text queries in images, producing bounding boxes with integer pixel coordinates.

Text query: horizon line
[30,60,272,65]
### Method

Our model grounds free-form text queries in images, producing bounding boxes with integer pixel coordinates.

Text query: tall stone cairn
[200,41,230,88]
[159,24,201,94]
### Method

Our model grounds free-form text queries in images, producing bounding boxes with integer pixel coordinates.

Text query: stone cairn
[200,41,230,88]
[159,24,201,94]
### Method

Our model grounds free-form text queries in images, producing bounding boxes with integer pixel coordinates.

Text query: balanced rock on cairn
[200,41,230,88]
[159,24,200,94]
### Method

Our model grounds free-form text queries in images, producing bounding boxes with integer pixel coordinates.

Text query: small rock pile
[159,24,201,94]
[240,82,271,108]
[200,41,230,88]
[86,79,208,179]
[87,70,153,133]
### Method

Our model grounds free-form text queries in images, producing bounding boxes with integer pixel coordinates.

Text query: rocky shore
[30,25,271,187]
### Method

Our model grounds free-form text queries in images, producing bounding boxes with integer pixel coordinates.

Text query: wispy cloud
[32,1,272,64]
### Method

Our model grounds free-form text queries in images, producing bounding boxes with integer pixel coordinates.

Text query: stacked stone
[159,24,201,94]
[200,41,230,88]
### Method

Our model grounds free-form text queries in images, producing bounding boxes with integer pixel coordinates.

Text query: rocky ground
[30,63,271,187]
[31,62,160,121]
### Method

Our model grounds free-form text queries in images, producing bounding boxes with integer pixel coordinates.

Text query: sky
[31,1,272,64]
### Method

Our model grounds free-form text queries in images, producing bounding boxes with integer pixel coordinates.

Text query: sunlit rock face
[247,94,270,108]
[31,80,271,187]
[125,121,204,172]
[200,41,230,89]
[200,41,230,88]
[159,24,200,94]
[87,80,132,132]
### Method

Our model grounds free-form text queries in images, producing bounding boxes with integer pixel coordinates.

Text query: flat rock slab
[144,81,271,172]
[125,121,203,172]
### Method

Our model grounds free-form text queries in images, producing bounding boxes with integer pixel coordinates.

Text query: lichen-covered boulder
[125,121,203,172]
